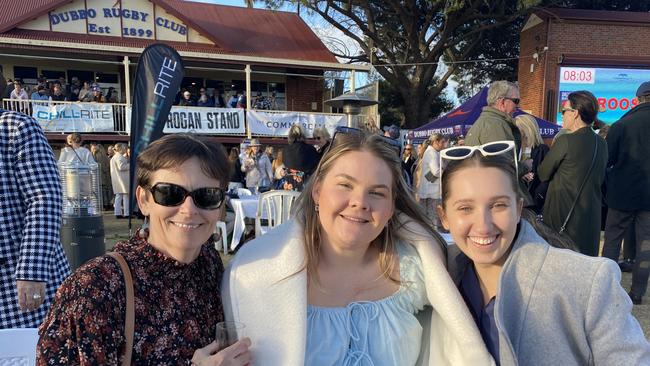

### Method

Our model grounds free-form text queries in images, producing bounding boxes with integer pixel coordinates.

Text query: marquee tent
[408,87,561,141]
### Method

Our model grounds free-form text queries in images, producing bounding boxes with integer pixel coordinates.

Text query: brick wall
[519,16,650,121]
[518,22,548,118]
[285,75,323,112]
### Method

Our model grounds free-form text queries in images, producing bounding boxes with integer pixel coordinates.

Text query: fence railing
[2,99,379,136]
[2,99,129,133]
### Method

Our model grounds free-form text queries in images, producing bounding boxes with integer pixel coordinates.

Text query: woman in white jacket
[110,143,130,218]
[223,128,493,365]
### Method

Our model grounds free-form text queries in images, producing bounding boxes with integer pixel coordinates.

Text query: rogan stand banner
[128,43,184,231]
[164,106,245,134]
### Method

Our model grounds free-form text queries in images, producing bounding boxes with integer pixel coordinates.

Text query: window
[42,70,66,80]
[206,79,224,90]
[230,80,245,92]
[95,73,119,84]
[68,70,94,84]
[13,66,38,82]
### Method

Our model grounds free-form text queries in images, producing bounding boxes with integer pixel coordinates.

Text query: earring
[315,204,319,212]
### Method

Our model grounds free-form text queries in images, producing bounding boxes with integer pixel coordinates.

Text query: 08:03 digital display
[560,67,596,84]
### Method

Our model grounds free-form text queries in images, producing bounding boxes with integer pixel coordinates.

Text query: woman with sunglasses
[223,128,493,365]
[538,90,607,256]
[312,126,331,154]
[38,134,251,365]
[437,144,649,365]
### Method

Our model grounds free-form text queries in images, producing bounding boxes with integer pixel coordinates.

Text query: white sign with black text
[247,110,346,137]
[163,107,245,134]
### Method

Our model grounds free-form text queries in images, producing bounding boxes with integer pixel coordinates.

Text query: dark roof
[0,0,72,33]
[535,8,650,24]
[155,0,337,62]
[0,0,338,63]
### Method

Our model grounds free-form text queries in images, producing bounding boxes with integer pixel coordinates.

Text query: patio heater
[58,161,105,270]
[325,92,378,128]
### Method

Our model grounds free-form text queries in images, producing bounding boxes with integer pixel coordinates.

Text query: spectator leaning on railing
[50,84,67,102]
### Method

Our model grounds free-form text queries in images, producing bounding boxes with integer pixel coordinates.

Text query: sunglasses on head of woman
[328,126,402,156]
[439,140,518,191]
[148,182,225,210]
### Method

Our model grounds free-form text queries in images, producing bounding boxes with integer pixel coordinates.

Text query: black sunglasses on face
[504,97,520,105]
[148,183,225,210]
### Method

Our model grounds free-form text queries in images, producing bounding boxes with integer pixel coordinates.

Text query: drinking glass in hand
[215,321,245,350]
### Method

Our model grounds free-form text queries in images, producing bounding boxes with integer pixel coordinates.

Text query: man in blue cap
[601,81,650,304]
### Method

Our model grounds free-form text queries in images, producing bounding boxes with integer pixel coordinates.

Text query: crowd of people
[1,67,649,365]
[174,88,280,110]
[4,76,118,104]
[56,133,131,218]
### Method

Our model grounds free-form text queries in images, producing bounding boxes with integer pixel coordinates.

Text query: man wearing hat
[601,81,650,304]
[383,124,400,140]
[241,138,273,191]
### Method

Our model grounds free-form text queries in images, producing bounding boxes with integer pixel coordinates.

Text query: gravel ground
[100,212,650,338]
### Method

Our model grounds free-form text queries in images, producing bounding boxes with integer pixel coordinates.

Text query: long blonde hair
[294,130,440,284]
[515,114,543,148]
[272,149,284,172]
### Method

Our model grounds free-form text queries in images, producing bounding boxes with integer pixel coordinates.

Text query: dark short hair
[137,134,230,189]
[567,90,598,125]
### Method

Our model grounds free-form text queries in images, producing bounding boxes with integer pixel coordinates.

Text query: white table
[229,195,261,251]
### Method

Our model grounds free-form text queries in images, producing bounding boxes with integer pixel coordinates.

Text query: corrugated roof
[0,0,72,33]
[0,0,338,64]
[154,0,337,62]
[536,8,650,24]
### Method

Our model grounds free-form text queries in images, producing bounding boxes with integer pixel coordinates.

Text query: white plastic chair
[255,190,300,237]
[236,188,252,197]
[0,328,39,366]
[213,220,228,254]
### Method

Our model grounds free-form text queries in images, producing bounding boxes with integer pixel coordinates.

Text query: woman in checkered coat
[0,108,71,329]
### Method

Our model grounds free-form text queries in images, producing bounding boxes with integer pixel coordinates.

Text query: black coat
[538,127,608,256]
[230,158,245,184]
[283,141,319,175]
[605,103,650,211]
[402,155,416,185]
[527,143,550,212]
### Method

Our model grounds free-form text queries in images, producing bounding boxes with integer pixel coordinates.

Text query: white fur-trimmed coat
[222,219,494,365]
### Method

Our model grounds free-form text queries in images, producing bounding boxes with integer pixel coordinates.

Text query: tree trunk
[401,88,432,129]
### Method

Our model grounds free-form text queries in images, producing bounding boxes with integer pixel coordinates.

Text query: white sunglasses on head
[439,140,518,192]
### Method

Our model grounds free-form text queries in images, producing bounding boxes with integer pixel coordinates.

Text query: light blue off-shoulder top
[306,243,428,366]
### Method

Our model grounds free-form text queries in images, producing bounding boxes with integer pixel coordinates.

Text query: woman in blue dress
[222,128,493,365]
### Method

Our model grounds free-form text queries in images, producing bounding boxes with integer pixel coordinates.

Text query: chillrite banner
[128,43,184,228]
[32,103,114,132]
[164,107,245,134]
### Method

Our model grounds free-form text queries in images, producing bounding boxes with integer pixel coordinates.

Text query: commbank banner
[128,44,184,223]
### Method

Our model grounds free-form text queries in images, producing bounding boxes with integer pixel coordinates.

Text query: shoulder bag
[558,133,598,234]
[106,252,135,366]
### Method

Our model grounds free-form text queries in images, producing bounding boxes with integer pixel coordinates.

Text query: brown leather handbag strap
[106,252,134,366]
